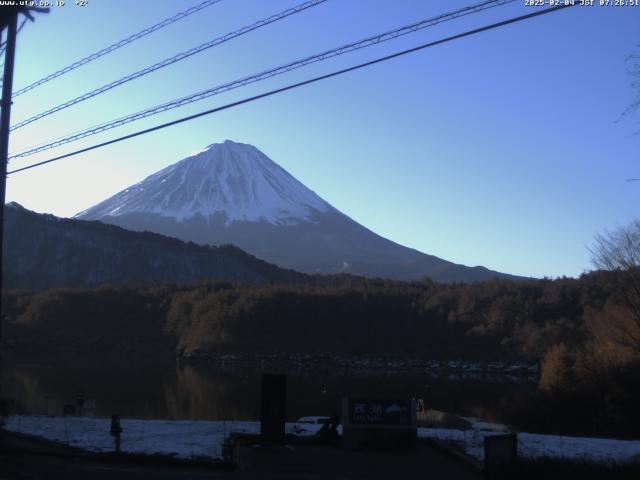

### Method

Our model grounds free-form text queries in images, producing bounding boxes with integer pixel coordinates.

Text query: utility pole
[0,9,47,443]
[0,10,18,434]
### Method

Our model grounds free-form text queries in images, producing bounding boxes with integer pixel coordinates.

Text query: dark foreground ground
[0,431,480,480]
[4,431,640,479]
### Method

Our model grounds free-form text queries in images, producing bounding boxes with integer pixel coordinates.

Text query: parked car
[295,416,331,425]
[291,416,333,436]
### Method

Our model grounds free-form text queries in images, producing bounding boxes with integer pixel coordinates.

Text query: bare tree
[622,47,640,134]
[590,219,640,354]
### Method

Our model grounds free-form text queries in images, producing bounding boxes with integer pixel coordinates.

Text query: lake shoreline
[3,351,541,379]
[178,352,540,379]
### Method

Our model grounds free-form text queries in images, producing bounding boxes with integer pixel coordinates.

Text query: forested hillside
[4,270,640,436]
[0,271,620,361]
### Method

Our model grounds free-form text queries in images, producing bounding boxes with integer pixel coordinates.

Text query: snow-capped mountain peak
[75,139,517,281]
[76,140,333,225]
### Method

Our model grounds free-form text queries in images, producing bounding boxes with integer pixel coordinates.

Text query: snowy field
[3,416,320,459]
[418,427,640,463]
[4,415,640,464]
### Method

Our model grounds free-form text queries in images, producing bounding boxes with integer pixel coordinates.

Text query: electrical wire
[0,17,27,78]
[9,0,328,131]
[1,17,29,94]
[12,0,224,97]
[7,4,575,176]
[9,0,515,156]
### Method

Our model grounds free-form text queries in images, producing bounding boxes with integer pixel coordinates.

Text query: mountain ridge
[76,140,522,282]
[3,202,305,290]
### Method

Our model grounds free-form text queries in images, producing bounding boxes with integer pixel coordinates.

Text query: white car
[295,416,331,425]
[291,416,333,436]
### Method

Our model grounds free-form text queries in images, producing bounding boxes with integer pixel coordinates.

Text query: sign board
[341,397,417,449]
[345,398,415,428]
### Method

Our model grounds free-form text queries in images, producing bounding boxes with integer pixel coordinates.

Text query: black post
[260,373,286,445]
[110,414,123,453]
[0,12,19,439]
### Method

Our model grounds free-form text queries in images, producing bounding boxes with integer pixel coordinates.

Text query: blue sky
[4,0,639,278]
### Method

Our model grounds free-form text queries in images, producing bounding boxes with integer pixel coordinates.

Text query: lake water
[2,361,537,423]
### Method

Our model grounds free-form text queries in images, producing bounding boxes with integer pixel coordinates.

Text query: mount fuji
[76,140,515,282]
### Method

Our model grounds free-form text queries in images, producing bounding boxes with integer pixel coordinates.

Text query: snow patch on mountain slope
[76,140,333,225]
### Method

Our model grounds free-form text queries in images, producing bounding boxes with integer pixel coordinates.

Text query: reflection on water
[3,361,536,423]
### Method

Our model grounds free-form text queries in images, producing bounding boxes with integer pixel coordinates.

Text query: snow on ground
[516,432,640,463]
[5,415,640,464]
[417,427,640,463]
[4,416,321,459]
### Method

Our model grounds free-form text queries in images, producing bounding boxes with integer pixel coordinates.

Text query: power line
[0,17,29,88]
[8,4,574,176]
[10,0,328,131]
[11,0,223,98]
[10,0,515,158]
[10,0,508,135]
[0,15,27,47]
[0,17,27,64]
